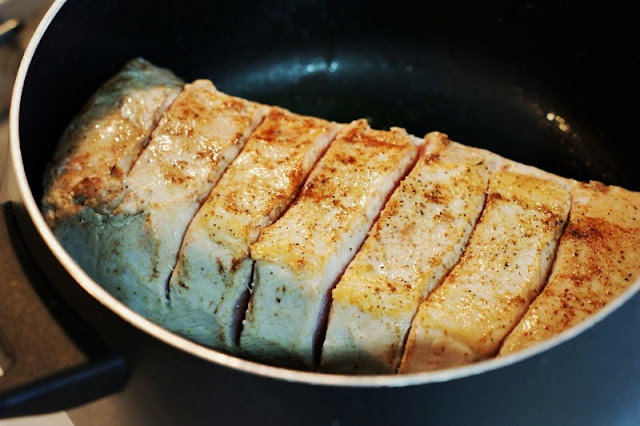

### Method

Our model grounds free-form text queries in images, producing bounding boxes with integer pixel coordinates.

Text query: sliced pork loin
[95,80,268,321]
[43,59,640,374]
[240,120,421,369]
[320,133,493,374]
[42,58,183,274]
[399,170,570,373]
[499,181,640,355]
[165,108,341,351]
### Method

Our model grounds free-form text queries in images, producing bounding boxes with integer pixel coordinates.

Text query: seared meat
[43,59,640,374]
[166,108,340,350]
[399,171,570,373]
[320,133,491,374]
[95,80,267,321]
[499,181,640,355]
[42,58,183,224]
[240,120,420,368]
[43,58,182,275]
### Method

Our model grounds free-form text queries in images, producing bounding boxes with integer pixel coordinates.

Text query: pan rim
[8,0,640,388]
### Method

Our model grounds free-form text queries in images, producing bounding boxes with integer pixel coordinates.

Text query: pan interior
[19,0,640,203]
[21,43,628,196]
[208,42,618,186]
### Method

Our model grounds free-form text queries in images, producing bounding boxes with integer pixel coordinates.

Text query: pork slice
[43,58,183,225]
[399,170,570,373]
[320,134,491,374]
[239,119,420,369]
[499,181,640,355]
[43,58,183,275]
[96,80,268,321]
[166,107,340,350]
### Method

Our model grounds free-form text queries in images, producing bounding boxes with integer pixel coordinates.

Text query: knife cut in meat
[42,58,183,223]
[240,120,421,368]
[95,80,268,321]
[42,58,640,374]
[499,181,640,355]
[166,107,340,350]
[43,58,183,274]
[399,170,570,373]
[320,133,492,374]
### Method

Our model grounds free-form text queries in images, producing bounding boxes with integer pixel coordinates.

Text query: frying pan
[1,0,639,424]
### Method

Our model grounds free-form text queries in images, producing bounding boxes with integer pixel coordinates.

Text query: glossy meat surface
[240,120,420,368]
[42,58,183,225]
[44,58,183,278]
[500,181,640,355]
[400,171,570,372]
[321,134,490,374]
[95,80,267,320]
[166,108,340,350]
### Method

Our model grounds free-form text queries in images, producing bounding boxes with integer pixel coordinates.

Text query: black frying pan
[2,0,639,424]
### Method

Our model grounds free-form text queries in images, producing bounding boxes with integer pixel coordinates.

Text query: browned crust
[499,182,640,355]
[42,58,183,226]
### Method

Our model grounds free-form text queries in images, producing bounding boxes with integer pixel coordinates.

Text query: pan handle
[0,202,128,418]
